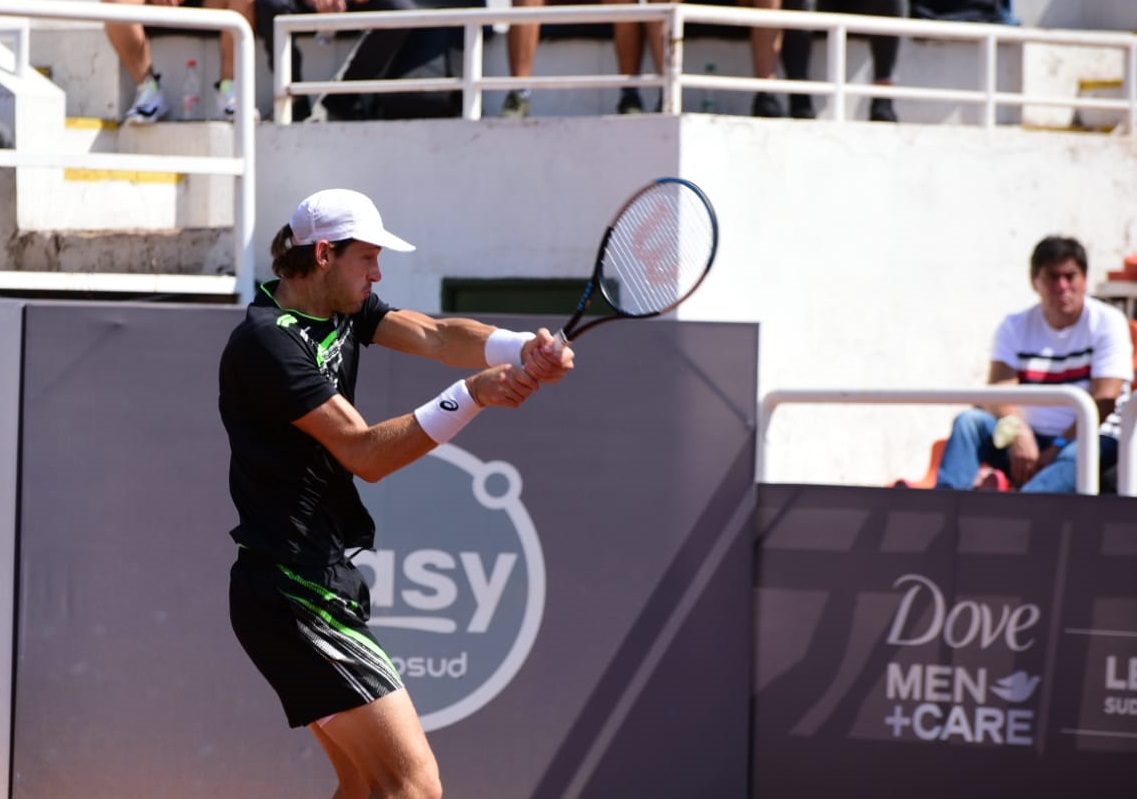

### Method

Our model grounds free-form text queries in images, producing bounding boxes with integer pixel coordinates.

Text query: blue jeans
[935,408,1118,493]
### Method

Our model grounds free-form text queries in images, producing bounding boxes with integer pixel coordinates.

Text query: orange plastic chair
[891,438,947,489]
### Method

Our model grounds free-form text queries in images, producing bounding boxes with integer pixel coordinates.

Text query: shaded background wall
[6,302,757,799]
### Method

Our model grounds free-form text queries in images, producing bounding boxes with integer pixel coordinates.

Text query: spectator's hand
[522,328,575,384]
[311,0,347,12]
[466,364,539,409]
[1007,428,1041,487]
[151,0,188,6]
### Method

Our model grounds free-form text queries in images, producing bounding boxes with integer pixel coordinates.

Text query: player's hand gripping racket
[553,177,718,350]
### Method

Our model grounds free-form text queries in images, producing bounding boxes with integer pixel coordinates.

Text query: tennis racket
[553,177,718,348]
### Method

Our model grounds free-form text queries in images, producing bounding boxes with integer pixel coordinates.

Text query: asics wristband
[485,329,535,369]
[413,379,483,444]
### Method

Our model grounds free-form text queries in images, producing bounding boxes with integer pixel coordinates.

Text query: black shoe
[501,90,531,118]
[870,98,898,123]
[617,89,644,115]
[788,94,816,119]
[751,92,785,118]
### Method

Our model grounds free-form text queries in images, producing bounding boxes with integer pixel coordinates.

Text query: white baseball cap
[289,188,416,252]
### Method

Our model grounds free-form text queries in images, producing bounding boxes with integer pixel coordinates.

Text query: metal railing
[274,4,1137,132]
[0,0,257,303]
[758,386,1103,494]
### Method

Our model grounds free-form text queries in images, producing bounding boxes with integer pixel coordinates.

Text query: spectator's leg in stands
[206,0,257,120]
[851,0,907,122]
[103,0,154,85]
[103,0,170,124]
[779,0,815,118]
[605,0,670,113]
[935,408,1006,489]
[1020,435,1118,494]
[324,0,417,120]
[744,0,786,117]
[255,0,310,120]
[502,0,543,117]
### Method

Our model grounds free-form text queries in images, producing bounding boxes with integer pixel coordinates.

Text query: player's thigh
[320,689,441,794]
[311,723,371,799]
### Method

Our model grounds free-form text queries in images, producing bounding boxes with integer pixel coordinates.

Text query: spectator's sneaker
[617,89,644,115]
[123,77,168,125]
[788,94,816,119]
[869,98,898,123]
[214,80,261,122]
[216,79,237,120]
[501,90,531,119]
[751,91,785,118]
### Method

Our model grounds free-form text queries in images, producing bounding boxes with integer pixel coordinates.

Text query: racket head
[596,177,718,320]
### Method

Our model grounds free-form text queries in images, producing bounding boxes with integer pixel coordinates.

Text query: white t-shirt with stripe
[991,297,1134,437]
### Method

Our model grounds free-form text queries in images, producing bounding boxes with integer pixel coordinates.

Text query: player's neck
[272,277,332,319]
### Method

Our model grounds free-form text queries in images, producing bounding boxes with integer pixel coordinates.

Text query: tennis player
[218,188,573,799]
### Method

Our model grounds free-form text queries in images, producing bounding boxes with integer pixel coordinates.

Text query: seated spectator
[603,0,668,114]
[935,235,1134,493]
[500,0,543,118]
[910,0,1018,25]
[743,0,908,122]
[255,0,419,122]
[102,0,256,123]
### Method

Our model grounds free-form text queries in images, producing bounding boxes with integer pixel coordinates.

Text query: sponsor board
[355,444,544,731]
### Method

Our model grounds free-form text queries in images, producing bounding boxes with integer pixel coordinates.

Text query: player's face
[1033,258,1086,319]
[330,240,382,313]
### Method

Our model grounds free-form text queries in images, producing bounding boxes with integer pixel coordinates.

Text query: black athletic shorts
[229,547,405,728]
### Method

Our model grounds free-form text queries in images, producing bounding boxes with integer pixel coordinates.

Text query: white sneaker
[123,77,169,125]
[215,79,259,122]
[216,79,237,121]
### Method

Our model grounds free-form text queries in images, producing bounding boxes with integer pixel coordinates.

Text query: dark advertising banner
[13,303,757,799]
[0,300,23,799]
[753,485,1137,798]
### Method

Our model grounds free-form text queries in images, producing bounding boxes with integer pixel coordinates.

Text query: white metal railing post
[758,387,1101,494]
[0,16,30,77]
[275,18,292,125]
[233,10,257,304]
[828,24,847,122]
[462,20,483,120]
[982,33,997,129]
[664,4,683,115]
[1118,398,1137,496]
[1128,41,1137,135]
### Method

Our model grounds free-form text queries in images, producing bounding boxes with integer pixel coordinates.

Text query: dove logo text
[886,574,1040,652]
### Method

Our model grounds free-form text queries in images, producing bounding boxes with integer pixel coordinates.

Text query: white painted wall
[253,115,1137,487]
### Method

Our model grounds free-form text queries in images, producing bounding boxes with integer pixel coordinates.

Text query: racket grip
[551,329,570,355]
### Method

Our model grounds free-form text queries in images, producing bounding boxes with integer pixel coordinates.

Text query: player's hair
[269,224,353,278]
[1030,236,1088,279]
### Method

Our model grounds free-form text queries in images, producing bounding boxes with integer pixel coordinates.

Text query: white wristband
[413,379,483,444]
[485,329,535,369]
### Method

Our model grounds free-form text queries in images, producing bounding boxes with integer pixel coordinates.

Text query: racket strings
[602,183,715,317]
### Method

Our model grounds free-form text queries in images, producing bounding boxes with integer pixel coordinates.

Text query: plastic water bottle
[701,63,717,113]
[182,59,201,120]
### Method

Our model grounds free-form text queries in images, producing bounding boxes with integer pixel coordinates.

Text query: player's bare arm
[373,308,574,380]
[293,365,540,482]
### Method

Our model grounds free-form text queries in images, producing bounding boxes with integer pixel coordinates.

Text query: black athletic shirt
[219,280,393,566]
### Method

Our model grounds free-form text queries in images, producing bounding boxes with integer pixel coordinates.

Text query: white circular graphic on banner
[354,444,545,731]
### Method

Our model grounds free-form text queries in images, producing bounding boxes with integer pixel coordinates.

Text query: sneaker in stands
[617,88,644,115]
[869,97,898,123]
[216,79,237,120]
[501,90,531,119]
[788,94,816,120]
[123,76,168,125]
[751,91,785,118]
[215,80,261,122]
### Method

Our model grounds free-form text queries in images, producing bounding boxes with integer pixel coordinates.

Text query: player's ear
[315,240,333,267]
